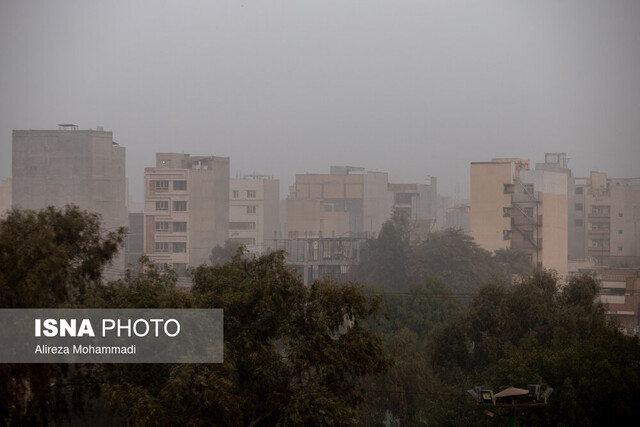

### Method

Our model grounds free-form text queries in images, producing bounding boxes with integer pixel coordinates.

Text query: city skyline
[1,1,639,202]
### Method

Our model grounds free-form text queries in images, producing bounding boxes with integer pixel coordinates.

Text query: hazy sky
[1,0,639,202]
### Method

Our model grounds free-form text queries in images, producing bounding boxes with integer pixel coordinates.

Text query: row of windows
[156,222,187,232]
[155,201,187,211]
[232,190,256,198]
[155,242,187,253]
[229,222,256,230]
[154,180,187,191]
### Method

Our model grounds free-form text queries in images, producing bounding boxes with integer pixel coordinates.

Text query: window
[523,184,534,194]
[618,246,623,251]
[503,230,511,240]
[523,207,534,217]
[575,219,583,227]
[247,190,256,198]
[173,180,187,190]
[618,230,623,234]
[575,187,583,195]
[155,201,168,211]
[524,230,534,241]
[619,213,623,217]
[155,181,169,191]
[340,265,350,275]
[173,222,187,232]
[229,222,256,230]
[155,222,169,232]
[173,201,187,211]
[575,203,583,211]
[246,206,257,214]
[503,207,512,217]
[172,242,186,253]
[233,190,239,198]
[504,184,514,194]
[324,204,333,212]
[155,242,169,252]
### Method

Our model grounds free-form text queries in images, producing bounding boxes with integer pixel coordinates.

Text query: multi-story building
[144,153,229,273]
[445,204,470,231]
[579,173,640,267]
[388,176,437,239]
[229,175,280,254]
[0,178,11,218]
[12,125,127,273]
[592,268,640,336]
[286,166,393,239]
[470,158,568,276]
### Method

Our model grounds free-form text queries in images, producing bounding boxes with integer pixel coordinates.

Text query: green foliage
[407,228,497,295]
[0,206,125,425]
[354,212,409,291]
[355,218,531,297]
[209,239,242,266]
[0,205,125,308]
[96,250,391,425]
[428,271,640,426]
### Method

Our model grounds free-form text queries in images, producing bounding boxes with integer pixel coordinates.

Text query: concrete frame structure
[229,175,280,255]
[267,236,365,286]
[12,126,127,274]
[144,153,229,273]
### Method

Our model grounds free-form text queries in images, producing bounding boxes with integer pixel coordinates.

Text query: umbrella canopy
[493,387,529,398]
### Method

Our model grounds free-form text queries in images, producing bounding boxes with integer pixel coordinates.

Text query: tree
[209,239,242,266]
[97,250,392,425]
[427,271,640,426]
[0,205,125,425]
[354,212,409,291]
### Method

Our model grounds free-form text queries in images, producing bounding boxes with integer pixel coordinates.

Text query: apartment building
[388,176,438,239]
[144,153,229,273]
[229,175,280,254]
[470,158,568,276]
[12,125,127,273]
[579,173,640,267]
[286,166,393,239]
[593,268,640,336]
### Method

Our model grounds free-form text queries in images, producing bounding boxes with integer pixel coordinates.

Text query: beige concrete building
[12,126,127,273]
[470,158,568,276]
[578,173,640,267]
[0,178,11,218]
[229,175,280,254]
[286,166,393,239]
[144,153,229,273]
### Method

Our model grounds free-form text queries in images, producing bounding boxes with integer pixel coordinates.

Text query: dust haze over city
[3,2,640,425]
[1,0,639,201]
